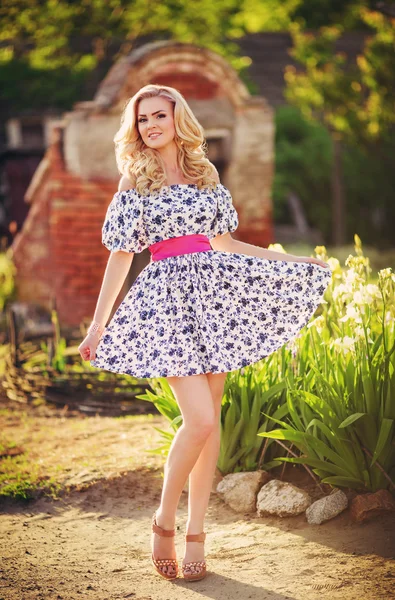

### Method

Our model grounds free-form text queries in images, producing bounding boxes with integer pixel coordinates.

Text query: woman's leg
[182,371,228,571]
[151,373,216,575]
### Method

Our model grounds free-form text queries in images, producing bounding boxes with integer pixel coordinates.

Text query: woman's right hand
[78,332,102,362]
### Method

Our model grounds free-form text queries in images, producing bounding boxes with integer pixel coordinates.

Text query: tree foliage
[274,106,395,247]
[284,6,395,143]
[1,0,380,112]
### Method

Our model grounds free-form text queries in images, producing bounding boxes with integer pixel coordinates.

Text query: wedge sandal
[181,532,207,581]
[151,511,179,580]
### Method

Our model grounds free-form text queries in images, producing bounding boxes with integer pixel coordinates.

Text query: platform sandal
[151,511,179,580]
[181,532,207,581]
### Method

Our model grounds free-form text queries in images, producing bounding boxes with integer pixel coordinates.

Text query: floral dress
[90,183,332,378]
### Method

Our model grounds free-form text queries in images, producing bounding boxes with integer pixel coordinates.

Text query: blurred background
[0,0,394,329]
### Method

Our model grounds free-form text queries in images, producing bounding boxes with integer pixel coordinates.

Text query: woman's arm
[79,175,137,360]
[211,234,301,262]
[211,233,328,267]
[93,174,138,327]
[91,250,134,330]
[209,167,326,266]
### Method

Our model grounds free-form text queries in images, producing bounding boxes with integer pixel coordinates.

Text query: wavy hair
[113,84,218,195]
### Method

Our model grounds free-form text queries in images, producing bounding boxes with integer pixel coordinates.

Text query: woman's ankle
[186,521,205,535]
[156,508,176,530]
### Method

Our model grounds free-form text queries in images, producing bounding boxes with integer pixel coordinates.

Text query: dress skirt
[90,249,331,378]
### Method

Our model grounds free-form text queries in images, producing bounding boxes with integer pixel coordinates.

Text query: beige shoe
[151,511,179,580]
[181,532,207,581]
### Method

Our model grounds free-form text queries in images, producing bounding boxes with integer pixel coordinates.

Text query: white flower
[378,268,393,281]
[354,325,373,343]
[353,284,380,306]
[307,315,325,333]
[366,284,381,297]
[331,336,356,354]
[333,283,354,302]
[344,268,363,285]
[339,303,362,323]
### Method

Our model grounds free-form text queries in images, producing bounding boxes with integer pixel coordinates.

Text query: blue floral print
[90,183,332,378]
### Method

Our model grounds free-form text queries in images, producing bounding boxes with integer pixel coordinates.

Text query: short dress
[90,183,332,378]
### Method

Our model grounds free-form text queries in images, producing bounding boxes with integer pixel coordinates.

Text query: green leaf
[339,412,366,428]
[320,476,366,490]
[370,418,394,467]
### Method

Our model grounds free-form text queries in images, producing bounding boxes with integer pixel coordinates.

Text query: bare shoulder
[118,174,136,192]
[209,164,220,184]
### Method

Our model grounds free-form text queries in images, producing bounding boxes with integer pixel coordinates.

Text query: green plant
[258,236,395,492]
[218,363,288,473]
[137,378,183,456]
[0,250,16,312]
[0,443,63,501]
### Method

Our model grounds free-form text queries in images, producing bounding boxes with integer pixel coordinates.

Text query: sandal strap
[152,512,175,537]
[185,532,206,542]
[182,560,206,567]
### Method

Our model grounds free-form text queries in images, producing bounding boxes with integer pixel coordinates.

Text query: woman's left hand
[299,256,331,269]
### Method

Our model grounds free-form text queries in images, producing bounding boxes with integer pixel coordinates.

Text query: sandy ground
[1,398,395,600]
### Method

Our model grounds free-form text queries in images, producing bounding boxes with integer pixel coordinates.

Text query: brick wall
[12,129,115,327]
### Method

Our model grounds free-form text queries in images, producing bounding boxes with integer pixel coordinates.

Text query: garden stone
[216,470,270,513]
[306,489,348,524]
[257,479,312,517]
[350,489,395,523]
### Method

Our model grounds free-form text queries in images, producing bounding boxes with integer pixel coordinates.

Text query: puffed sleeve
[211,185,239,236]
[102,189,148,253]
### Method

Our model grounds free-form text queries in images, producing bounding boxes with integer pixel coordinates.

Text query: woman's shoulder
[210,164,220,185]
[117,174,137,193]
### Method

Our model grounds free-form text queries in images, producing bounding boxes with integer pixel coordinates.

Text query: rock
[350,489,395,523]
[216,470,270,513]
[257,479,312,517]
[306,489,348,524]
[212,467,224,493]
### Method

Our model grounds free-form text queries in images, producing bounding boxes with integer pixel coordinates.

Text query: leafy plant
[0,250,16,312]
[137,378,183,456]
[259,236,395,492]
[218,363,288,473]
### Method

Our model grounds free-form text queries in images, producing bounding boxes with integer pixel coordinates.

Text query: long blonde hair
[114,84,218,195]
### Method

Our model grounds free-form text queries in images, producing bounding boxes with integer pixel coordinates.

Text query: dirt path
[1,399,394,600]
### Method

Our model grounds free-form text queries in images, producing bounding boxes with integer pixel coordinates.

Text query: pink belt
[149,234,211,262]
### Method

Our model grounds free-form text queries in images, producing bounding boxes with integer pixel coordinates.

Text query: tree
[284,5,395,245]
[0,0,350,112]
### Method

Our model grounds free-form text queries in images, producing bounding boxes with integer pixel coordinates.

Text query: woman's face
[137,96,176,150]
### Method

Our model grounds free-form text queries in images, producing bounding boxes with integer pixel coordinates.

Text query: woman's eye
[138,114,165,123]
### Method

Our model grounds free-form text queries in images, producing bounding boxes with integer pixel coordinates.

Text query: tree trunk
[331,135,346,246]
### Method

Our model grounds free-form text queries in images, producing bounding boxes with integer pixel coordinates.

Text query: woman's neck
[157,141,190,184]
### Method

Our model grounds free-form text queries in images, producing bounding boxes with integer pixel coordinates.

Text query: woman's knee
[183,411,217,441]
[166,373,218,437]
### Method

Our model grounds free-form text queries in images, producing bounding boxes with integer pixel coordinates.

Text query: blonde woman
[78,84,331,582]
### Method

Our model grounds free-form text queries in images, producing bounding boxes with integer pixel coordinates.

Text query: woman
[78,84,331,582]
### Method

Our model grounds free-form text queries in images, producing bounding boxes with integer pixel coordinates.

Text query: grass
[0,404,164,503]
[0,435,64,501]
